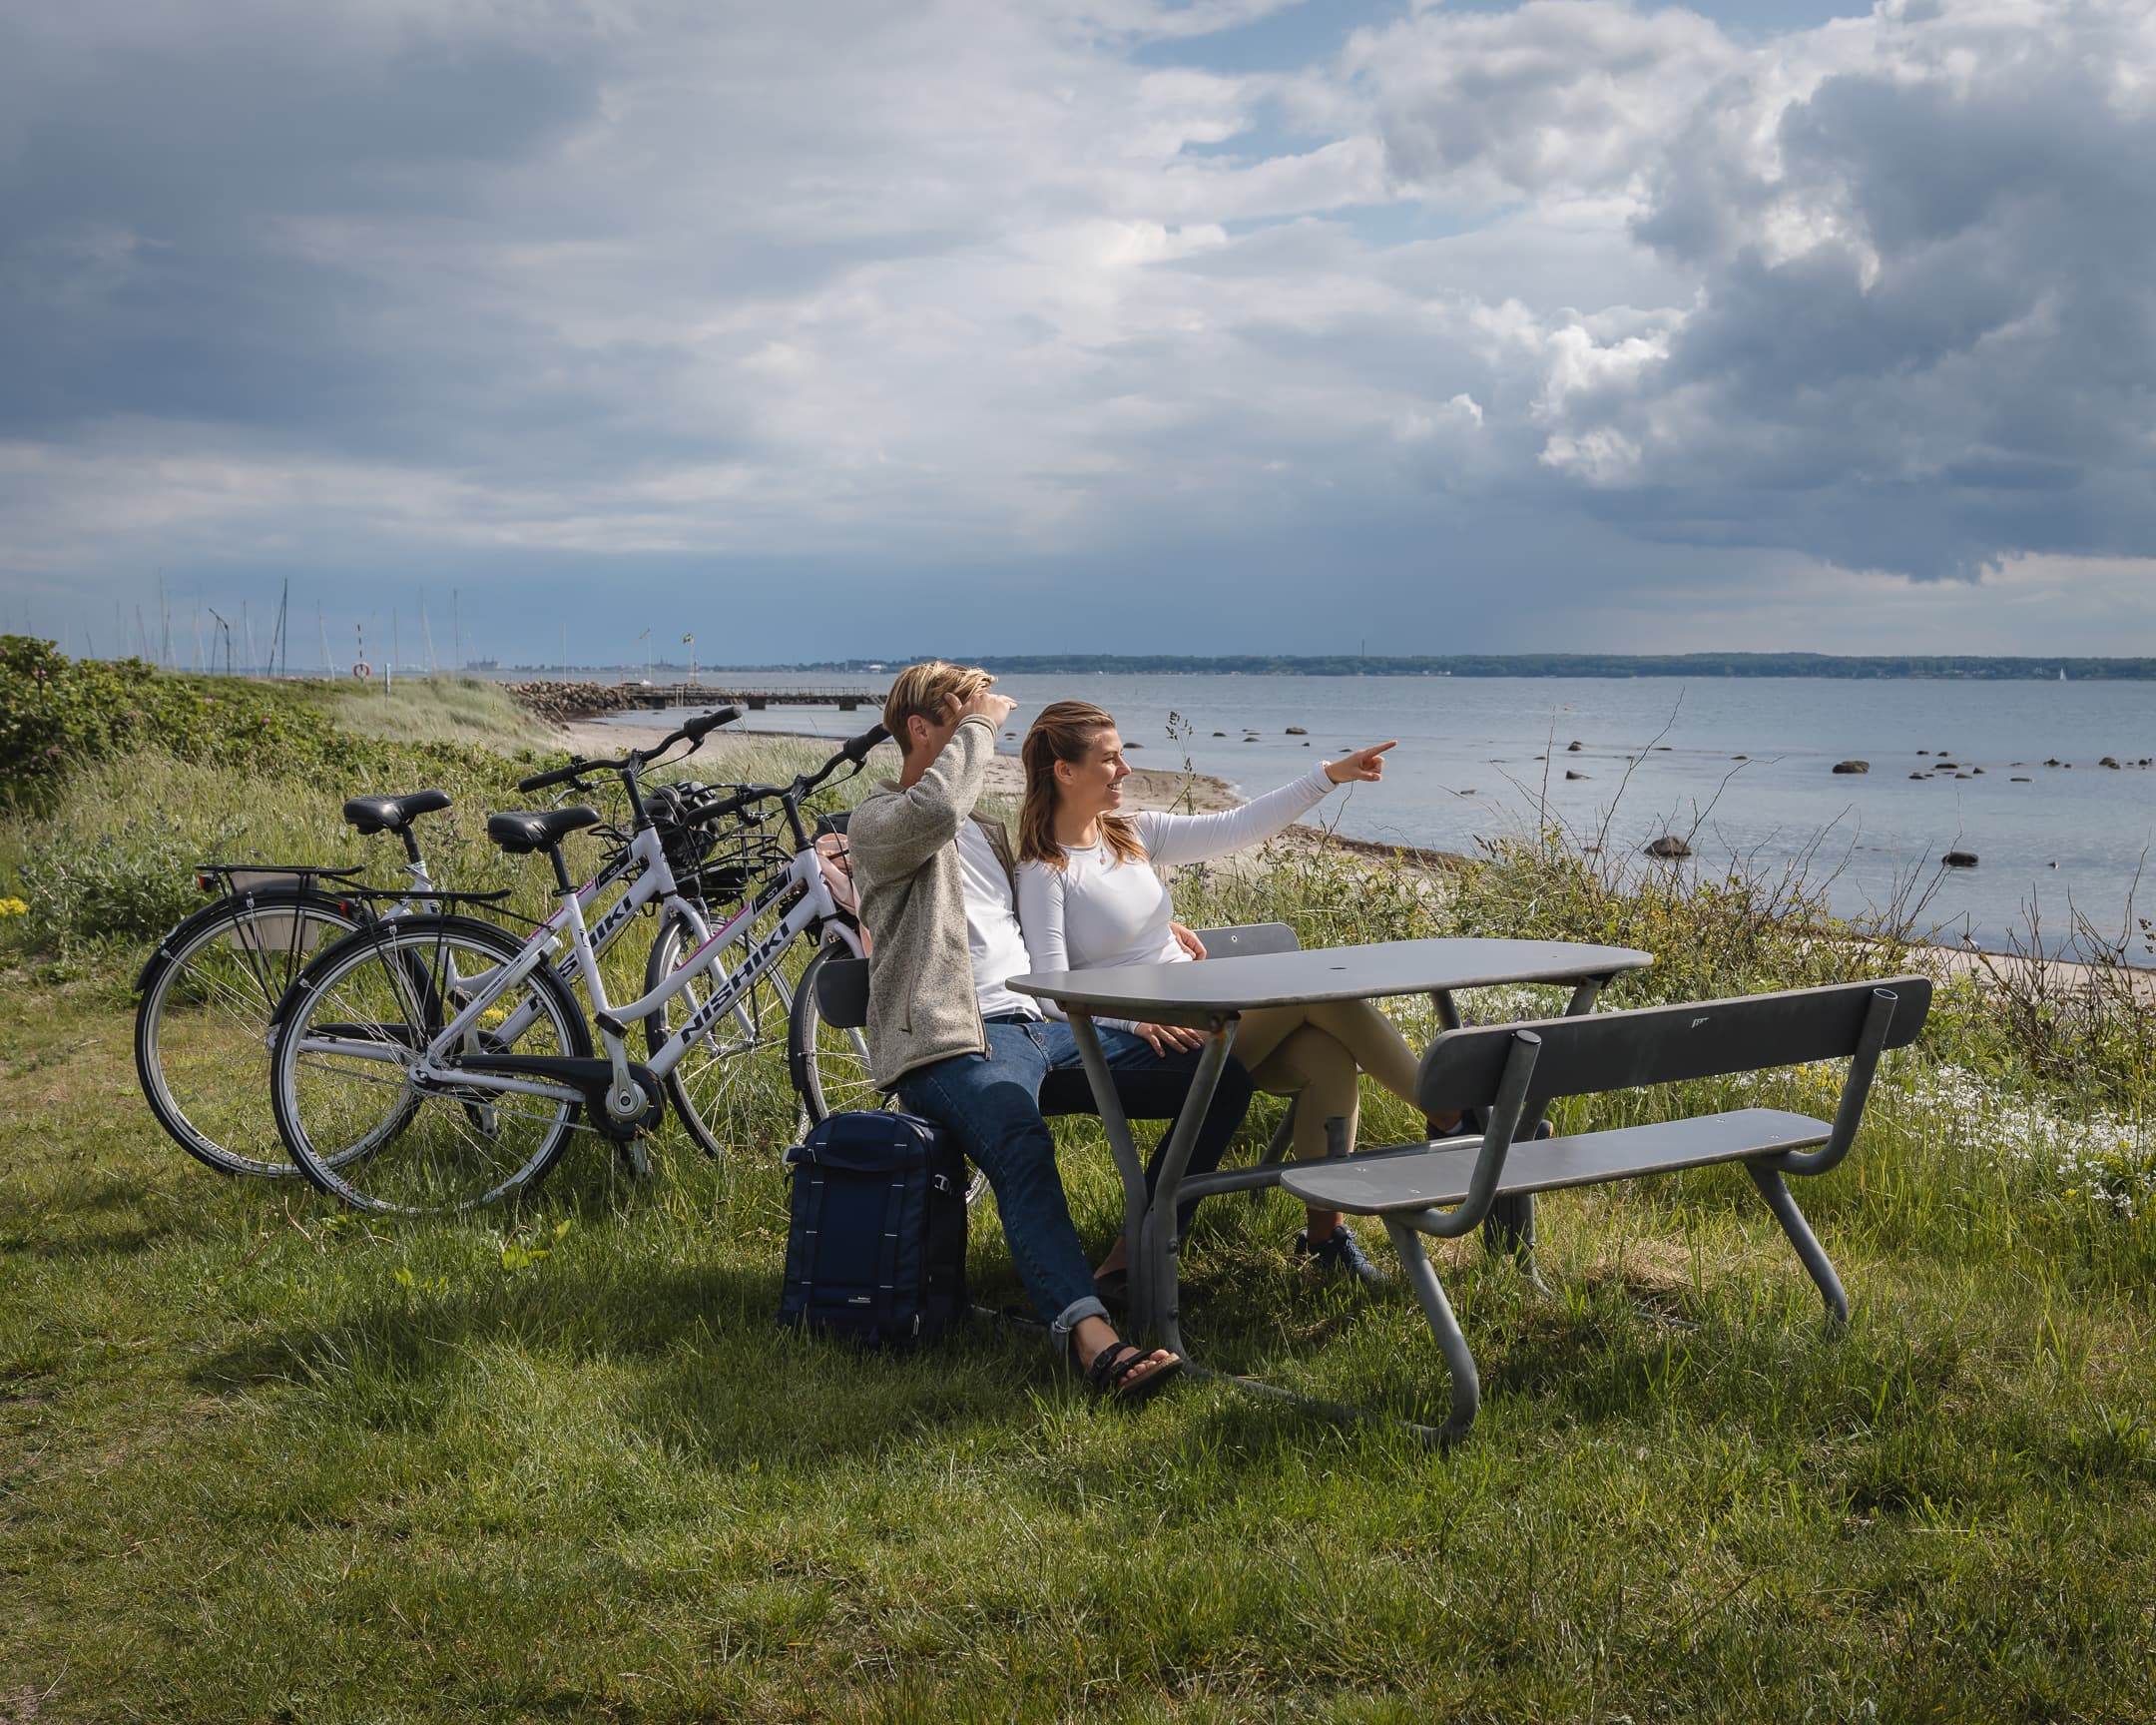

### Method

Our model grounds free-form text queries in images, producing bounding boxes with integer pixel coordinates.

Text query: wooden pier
[613,683,884,714]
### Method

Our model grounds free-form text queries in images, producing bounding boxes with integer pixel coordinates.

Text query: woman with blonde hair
[1015,701,1450,1283]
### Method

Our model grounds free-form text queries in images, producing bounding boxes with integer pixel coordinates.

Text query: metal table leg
[1140,1021,1238,1358]
[1066,1011,1155,1326]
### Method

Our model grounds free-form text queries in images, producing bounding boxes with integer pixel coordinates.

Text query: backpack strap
[872,1170,910,1335]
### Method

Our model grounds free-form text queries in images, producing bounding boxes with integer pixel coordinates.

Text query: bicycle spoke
[275,918,586,1215]
[139,896,359,1177]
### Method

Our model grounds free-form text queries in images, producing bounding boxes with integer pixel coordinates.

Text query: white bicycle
[268,713,884,1214]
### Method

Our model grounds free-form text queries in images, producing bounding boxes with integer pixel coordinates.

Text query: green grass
[5,977,2155,1721]
[300,673,560,753]
[4,657,2156,1719]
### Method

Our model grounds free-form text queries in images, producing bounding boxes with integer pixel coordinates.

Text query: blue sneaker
[1295,1224,1390,1286]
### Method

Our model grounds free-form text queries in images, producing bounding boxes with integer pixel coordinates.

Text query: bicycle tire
[788,939,890,1125]
[271,913,591,1215]
[134,885,367,1177]
[643,908,797,1160]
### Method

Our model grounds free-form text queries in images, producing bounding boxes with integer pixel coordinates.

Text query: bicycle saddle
[486,807,604,855]
[342,789,452,836]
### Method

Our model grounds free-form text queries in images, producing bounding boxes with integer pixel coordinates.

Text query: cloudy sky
[3,0,2153,666]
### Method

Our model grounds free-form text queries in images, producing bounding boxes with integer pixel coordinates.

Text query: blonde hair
[883,661,996,757]
[1019,701,1147,869]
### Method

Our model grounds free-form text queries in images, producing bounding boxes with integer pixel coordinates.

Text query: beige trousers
[1231,998,1424,1163]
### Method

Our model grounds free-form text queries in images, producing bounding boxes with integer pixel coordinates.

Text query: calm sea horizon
[579,670,2155,963]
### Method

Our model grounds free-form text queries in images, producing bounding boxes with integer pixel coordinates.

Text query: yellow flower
[0,896,28,917]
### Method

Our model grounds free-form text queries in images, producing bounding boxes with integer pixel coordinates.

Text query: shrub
[0,637,358,810]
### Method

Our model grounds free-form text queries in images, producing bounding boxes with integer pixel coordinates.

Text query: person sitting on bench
[1015,699,1459,1287]
[846,662,1255,1405]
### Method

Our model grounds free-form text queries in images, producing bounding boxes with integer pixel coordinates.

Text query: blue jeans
[895,1018,1255,1339]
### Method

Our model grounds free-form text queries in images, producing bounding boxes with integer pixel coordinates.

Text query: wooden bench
[1280,975,1931,1441]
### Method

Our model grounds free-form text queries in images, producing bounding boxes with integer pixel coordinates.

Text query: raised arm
[847,715,997,879]
[1134,767,1335,865]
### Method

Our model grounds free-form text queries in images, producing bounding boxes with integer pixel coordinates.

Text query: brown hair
[882,661,996,758]
[1019,701,1148,869]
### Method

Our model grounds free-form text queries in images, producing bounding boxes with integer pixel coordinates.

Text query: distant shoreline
[498,653,2156,681]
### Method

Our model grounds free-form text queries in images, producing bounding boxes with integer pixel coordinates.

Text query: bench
[1280,974,1931,1442]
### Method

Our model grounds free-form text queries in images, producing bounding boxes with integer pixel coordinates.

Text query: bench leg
[1746,1164,1849,1329]
[1382,1217,1480,1444]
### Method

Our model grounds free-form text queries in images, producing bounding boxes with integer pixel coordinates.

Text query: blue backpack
[781,1111,970,1349]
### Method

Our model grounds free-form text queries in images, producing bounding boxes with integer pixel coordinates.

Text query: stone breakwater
[506,682,641,726]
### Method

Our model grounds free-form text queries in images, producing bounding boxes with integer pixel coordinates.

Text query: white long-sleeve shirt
[1013,767,1335,1028]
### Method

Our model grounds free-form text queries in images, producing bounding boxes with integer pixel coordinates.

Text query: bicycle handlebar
[513,705,745,794]
[680,724,890,828]
[839,722,889,766]
[517,759,594,794]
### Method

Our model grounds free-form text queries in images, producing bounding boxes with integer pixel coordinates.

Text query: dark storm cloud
[1369,0,2156,580]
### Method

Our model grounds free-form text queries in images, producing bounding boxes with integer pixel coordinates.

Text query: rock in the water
[1972,767,1984,774]
[1833,760,1870,775]
[1908,772,1930,780]
[1917,750,1931,756]
[1566,741,1583,752]
[1645,835,1692,860]
[1565,769,1588,781]
[2011,776,2032,782]
[1942,851,1979,868]
[1955,773,1972,780]
[1935,761,1958,770]
[2045,759,2061,767]
[1286,726,1307,736]
[1458,788,1477,796]
[1212,731,1226,737]
[1733,754,1748,761]
[2101,756,2120,768]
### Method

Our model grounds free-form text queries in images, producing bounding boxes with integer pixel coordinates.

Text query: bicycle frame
[327,818,860,1119]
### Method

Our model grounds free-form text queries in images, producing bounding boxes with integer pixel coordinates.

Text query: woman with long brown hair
[1015,700,1446,1283]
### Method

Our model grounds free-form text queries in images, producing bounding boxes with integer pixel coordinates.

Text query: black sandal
[1082,1340,1183,1408]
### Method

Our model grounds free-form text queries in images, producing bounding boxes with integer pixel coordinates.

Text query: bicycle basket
[646,781,727,874]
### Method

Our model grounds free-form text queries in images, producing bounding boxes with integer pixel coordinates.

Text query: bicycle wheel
[788,939,888,1124]
[135,886,366,1177]
[643,908,797,1160]
[271,914,591,1215]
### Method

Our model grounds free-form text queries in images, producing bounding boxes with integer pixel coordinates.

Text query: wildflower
[0,896,28,917]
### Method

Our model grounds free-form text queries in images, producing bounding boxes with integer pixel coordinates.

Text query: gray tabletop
[1010,936,1653,1025]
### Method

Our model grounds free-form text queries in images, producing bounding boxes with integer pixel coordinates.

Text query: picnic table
[1008,936,1654,1360]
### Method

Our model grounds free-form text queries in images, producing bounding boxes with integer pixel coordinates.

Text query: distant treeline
[801,653,2156,680]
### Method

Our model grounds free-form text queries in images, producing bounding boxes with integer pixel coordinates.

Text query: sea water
[615,672,2156,959]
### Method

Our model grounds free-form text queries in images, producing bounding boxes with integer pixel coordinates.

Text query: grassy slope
[3,679,2154,1722]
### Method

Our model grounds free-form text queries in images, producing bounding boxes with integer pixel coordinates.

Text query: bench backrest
[809,921,1302,1033]
[1417,975,1932,1118]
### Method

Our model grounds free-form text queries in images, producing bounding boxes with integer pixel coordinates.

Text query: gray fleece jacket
[845,714,999,1088]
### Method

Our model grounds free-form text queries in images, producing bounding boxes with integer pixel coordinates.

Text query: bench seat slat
[1281,1107,1832,1214]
